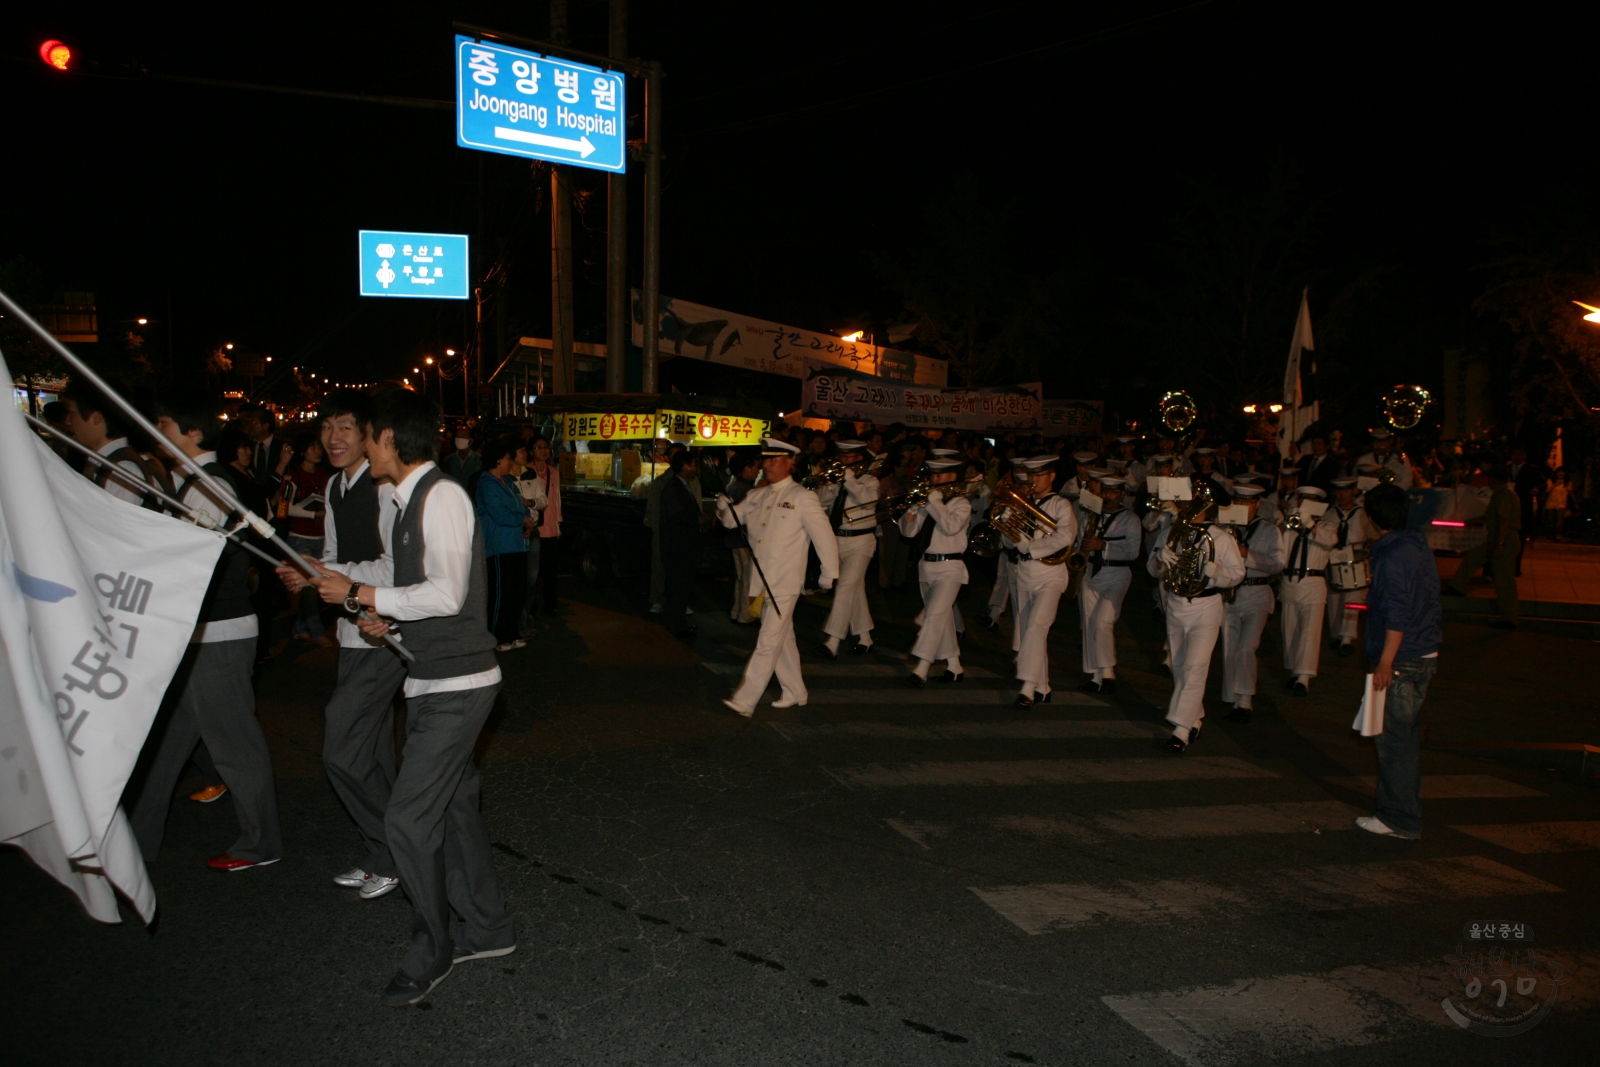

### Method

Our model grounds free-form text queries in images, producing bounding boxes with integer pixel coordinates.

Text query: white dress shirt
[319,460,398,649]
[94,437,152,507]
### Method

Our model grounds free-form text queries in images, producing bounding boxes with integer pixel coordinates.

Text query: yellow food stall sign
[658,410,771,447]
[562,411,659,442]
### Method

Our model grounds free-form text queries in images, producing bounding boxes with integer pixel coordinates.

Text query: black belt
[1003,548,1021,562]
[1100,559,1136,568]
[836,527,875,537]
[1284,569,1326,579]
[1242,576,1276,585]
[1188,587,1226,599]
[923,552,965,562]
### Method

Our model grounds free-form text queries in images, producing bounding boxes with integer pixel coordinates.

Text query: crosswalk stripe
[887,802,1364,850]
[828,756,1275,788]
[769,720,1160,742]
[1322,774,1547,798]
[1103,952,1600,1065]
[702,661,1005,678]
[801,688,1108,706]
[972,855,1562,935]
[1449,820,1600,853]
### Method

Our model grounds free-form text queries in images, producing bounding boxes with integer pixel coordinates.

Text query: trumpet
[844,474,929,520]
[803,455,851,489]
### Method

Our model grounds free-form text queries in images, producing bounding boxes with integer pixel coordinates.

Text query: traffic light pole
[605,0,629,393]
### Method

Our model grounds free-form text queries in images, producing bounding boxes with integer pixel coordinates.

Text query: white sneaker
[360,873,401,900]
[1354,815,1418,839]
[332,867,368,888]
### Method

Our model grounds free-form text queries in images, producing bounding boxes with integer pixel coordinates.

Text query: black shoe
[1077,679,1101,693]
[905,673,926,688]
[1289,681,1309,697]
[1098,679,1116,695]
[674,627,698,642]
[1015,692,1035,707]
[821,643,840,658]
[848,643,873,656]
[1162,734,1188,754]
[382,966,452,1007]
[1338,642,1355,657]
[975,614,995,628]
[1225,705,1252,724]
[1283,677,1300,692]
[937,670,964,683]
[452,942,517,965]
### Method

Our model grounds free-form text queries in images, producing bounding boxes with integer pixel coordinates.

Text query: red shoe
[206,853,281,872]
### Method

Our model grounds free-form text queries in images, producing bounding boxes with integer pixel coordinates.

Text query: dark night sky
[4,1,1596,409]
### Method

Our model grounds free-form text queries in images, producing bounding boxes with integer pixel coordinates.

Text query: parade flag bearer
[1076,474,1140,694]
[1219,484,1284,723]
[717,439,840,716]
[899,458,971,685]
[815,441,880,656]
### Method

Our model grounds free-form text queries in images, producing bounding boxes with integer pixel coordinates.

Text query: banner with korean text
[632,291,948,387]
[801,358,1041,431]
[1042,399,1104,436]
[0,353,223,923]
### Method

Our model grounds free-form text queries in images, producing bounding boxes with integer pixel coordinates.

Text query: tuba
[1160,482,1216,599]
[1381,385,1432,431]
[1158,390,1198,434]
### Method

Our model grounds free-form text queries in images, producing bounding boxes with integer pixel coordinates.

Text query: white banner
[0,356,224,923]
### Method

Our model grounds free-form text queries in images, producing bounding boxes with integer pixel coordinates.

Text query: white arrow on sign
[492,126,596,158]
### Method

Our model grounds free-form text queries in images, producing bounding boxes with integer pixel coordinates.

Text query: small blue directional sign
[455,34,626,173]
[358,230,470,300]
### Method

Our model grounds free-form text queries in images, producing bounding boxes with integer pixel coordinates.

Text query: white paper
[1151,476,1191,502]
[1216,504,1250,526]
[1298,500,1328,520]
[1356,476,1380,492]
[1353,674,1387,737]
[1079,489,1104,515]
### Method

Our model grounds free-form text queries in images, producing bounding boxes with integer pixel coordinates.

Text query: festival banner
[632,291,948,386]
[801,358,1041,431]
[658,410,772,447]
[0,350,224,923]
[1041,399,1104,436]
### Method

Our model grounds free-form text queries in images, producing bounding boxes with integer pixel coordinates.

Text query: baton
[721,495,781,619]
[4,288,414,661]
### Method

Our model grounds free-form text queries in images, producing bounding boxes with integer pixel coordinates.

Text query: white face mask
[455,438,470,452]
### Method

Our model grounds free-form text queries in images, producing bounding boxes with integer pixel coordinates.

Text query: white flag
[0,352,224,923]
[1278,288,1318,459]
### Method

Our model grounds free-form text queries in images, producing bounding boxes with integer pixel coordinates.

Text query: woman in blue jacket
[475,436,534,650]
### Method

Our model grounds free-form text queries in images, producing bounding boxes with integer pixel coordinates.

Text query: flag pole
[1,287,414,661]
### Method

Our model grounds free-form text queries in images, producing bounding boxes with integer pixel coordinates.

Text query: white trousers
[1278,577,1327,678]
[912,564,965,664]
[1327,586,1367,642]
[823,534,877,640]
[732,595,804,707]
[986,553,1012,617]
[1164,591,1225,731]
[1078,567,1132,673]
[1015,565,1068,691]
[1220,585,1274,706]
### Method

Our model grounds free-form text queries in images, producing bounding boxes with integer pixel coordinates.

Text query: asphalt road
[4,564,1596,1066]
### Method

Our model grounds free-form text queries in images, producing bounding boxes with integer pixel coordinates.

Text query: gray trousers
[650,528,665,606]
[127,637,282,863]
[324,647,406,878]
[387,684,514,981]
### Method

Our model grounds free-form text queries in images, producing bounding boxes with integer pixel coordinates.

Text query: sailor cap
[760,438,800,456]
[926,458,962,470]
[1331,477,1360,488]
[1230,484,1265,497]
[834,440,868,452]
[1293,486,1327,498]
[1071,451,1099,464]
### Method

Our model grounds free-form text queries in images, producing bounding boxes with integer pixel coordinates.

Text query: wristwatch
[344,582,363,614]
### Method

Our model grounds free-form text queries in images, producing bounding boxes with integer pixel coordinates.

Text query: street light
[136,317,148,325]
[1574,300,1600,324]
[225,342,234,350]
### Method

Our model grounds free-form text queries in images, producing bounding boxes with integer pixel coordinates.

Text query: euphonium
[985,484,1059,547]
[1160,482,1216,599]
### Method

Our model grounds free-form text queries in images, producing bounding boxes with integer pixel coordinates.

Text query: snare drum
[1329,557,1370,592]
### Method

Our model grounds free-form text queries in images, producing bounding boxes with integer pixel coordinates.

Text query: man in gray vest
[305,388,512,1006]
[277,391,404,901]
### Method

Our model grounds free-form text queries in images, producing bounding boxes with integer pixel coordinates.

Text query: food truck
[510,394,778,582]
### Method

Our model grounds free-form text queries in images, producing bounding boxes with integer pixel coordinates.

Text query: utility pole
[604,0,628,393]
[641,60,662,393]
[549,0,576,395]
[475,156,486,402]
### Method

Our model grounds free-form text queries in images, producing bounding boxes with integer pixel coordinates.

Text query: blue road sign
[455,35,626,173]
[358,230,470,300]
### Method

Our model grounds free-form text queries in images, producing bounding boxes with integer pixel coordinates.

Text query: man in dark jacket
[659,449,704,638]
[1356,484,1442,841]
[1507,446,1544,575]
[1445,465,1519,627]
[723,450,762,624]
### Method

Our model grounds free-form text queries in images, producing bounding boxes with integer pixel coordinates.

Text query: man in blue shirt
[1356,485,1442,839]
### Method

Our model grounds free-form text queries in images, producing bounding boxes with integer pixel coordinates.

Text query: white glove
[1159,545,1178,566]
[819,576,835,590]
[926,488,943,504]
[715,493,731,516]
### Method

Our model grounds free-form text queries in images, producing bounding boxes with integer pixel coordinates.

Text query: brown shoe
[190,784,229,803]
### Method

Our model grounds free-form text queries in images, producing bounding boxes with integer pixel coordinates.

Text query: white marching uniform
[1322,503,1376,644]
[1147,522,1245,738]
[718,478,840,708]
[1010,493,1078,696]
[1078,507,1140,678]
[1219,518,1285,708]
[1278,516,1337,680]
[1355,451,1413,489]
[1142,499,1176,614]
[900,490,972,668]
[815,468,880,644]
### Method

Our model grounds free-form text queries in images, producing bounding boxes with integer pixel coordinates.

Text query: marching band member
[1355,429,1413,488]
[1189,447,1233,504]
[1141,455,1179,665]
[815,441,880,656]
[1063,451,1099,497]
[1147,483,1245,752]
[1112,435,1146,491]
[717,439,841,716]
[900,458,972,685]
[1009,457,1077,707]
[1261,464,1300,526]
[975,465,1016,632]
[1323,477,1377,657]
[1219,485,1285,723]
[1076,474,1140,694]
[1278,485,1338,696]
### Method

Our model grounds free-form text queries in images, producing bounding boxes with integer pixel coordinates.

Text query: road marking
[1450,820,1600,853]
[974,855,1561,935]
[802,688,1108,706]
[887,802,1362,850]
[768,720,1159,742]
[1322,774,1547,798]
[831,756,1275,788]
[1103,953,1600,1065]
[885,819,942,850]
[703,661,1003,678]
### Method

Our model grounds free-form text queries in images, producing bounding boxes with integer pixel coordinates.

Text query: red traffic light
[39,40,72,71]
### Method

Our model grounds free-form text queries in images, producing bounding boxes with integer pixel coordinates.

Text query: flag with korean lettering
[0,352,223,924]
